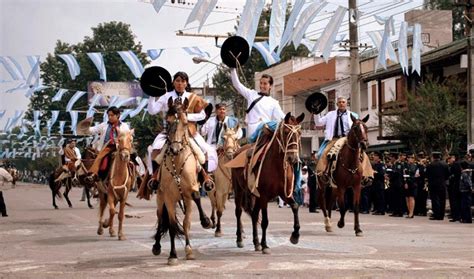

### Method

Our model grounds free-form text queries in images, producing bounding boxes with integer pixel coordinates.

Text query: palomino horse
[152,97,207,265]
[316,114,369,236]
[209,124,240,237]
[97,129,135,240]
[232,112,304,254]
[48,148,96,210]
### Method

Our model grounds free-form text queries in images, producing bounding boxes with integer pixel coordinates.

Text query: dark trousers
[447,185,461,220]
[390,185,404,215]
[460,192,472,223]
[373,182,386,213]
[360,186,371,212]
[430,185,446,219]
[414,183,428,215]
[0,191,7,216]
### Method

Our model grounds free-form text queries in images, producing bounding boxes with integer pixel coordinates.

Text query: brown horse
[152,97,204,265]
[316,114,369,236]
[232,112,304,254]
[97,129,135,240]
[48,168,74,209]
[209,124,240,237]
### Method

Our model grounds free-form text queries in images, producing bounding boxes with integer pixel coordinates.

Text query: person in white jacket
[230,68,285,139]
[86,106,130,181]
[200,102,243,150]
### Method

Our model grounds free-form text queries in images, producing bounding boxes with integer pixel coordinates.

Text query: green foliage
[212,5,309,118]
[384,77,466,156]
[130,112,163,157]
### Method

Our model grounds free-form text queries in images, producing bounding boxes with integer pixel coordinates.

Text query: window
[381,81,385,105]
[371,84,377,109]
[396,78,406,101]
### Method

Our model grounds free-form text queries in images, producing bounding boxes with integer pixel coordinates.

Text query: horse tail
[49,173,62,199]
[242,187,253,216]
[155,204,184,241]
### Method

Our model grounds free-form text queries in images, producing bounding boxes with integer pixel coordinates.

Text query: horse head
[281,112,305,165]
[349,114,369,150]
[166,97,189,155]
[222,123,240,160]
[117,129,134,162]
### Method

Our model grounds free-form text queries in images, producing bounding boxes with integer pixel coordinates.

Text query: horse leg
[152,201,164,256]
[260,204,270,254]
[166,201,179,266]
[234,189,244,248]
[337,189,347,229]
[215,208,223,237]
[96,193,105,235]
[64,179,73,208]
[118,192,127,240]
[288,199,300,245]
[191,191,211,229]
[251,202,261,252]
[353,183,363,236]
[317,179,332,232]
[184,198,195,260]
[107,192,117,237]
[86,186,94,209]
[210,203,216,229]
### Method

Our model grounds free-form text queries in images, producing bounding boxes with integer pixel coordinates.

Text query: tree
[424,0,466,41]
[212,4,309,118]
[384,77,466,156]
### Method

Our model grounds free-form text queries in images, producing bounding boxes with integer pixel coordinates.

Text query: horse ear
[350,113,357,122]
[296,113,305,124]
[235,123,240,131]
[284,112,291,123]
[223,122,227,130]
[361,114,370,123]
[167,97,173,108]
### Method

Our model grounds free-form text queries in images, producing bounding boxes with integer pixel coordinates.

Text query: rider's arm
[89,122,105,135]
[271,102,285,121]
[188,110,206,122]
[75,147,82,160]
[230,68,253,100]
[200,119,211,137]
[147,96,166,115]
[313,113,327,127]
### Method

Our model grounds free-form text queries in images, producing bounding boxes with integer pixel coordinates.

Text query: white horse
[0,167,14,186]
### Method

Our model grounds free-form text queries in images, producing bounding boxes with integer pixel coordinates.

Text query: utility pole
[349,0,361,115]
[467,1,474,146]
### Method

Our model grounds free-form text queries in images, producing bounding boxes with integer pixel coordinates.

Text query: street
[0,183,473,278]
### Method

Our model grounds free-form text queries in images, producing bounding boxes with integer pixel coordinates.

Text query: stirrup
[147,178,159,191]
[203,179,215,192]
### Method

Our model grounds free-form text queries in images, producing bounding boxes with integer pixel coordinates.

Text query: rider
[200,102,243,153]
[55,139,81,182]
[313,96,372,182]
[86,106,130,182]
[146,71,216,191]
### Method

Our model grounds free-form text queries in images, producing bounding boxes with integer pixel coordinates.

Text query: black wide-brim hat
[140,66,173,97]
[305,92,328,114]
[220,36,250,68]
[197,103,214,126]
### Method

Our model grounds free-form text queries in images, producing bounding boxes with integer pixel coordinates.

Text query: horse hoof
[102,221,109,228]
[109,231,116,237]
[290,234,299,245]
[236,241,244,248]
[118,235,126,241]
[97,228,103,235]
[254,244,262,251]
[185,245,195,261]
[356,231,363,237]
[88,205,94,209]
[54,206,58,210]
[201,217,212,229]
[68,205,73,208]
[337,222,345,229]
[167,258,179,266]
[325,226,333,233]
[152,245,161,256]
[262,248,271,254]
[214,231,222,237]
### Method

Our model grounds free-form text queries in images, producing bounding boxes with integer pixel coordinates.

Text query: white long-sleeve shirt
[230,69,285,137]
[147,90,205,122]
[200,115,243,147]
[314,110,354,141]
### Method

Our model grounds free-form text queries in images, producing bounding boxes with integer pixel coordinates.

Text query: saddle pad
[224,149,247,168]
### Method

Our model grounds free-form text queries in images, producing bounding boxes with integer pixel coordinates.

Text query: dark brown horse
[232,112,304,254]
[317,114,369,236]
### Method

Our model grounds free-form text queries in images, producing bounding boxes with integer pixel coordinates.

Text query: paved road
[0,183,473,278]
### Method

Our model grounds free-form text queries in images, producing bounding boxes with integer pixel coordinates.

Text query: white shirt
[147,90,206,122]
[200,115,243,147]
[230,69,285,137]
[314,110,354,141]
[89,122,130,151]
[64,147,81,162]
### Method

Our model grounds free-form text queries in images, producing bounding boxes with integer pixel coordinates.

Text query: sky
[0,0,424,129]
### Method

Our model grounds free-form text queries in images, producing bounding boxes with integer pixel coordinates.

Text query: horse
[96,129,135,240]
[152,97,208,265]
[209,124,240,237]
[232,112,304,254]
[48,147,96,209]
[316,114,370,237]
[0,167,14,186]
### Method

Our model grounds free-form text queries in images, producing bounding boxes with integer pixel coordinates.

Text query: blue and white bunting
[152,0,166,13]
[128,98,148,118]
[412,23,422,75]
[236,0,266,53]
[117,51,144,79]
[376,16,395,70]
[185,0,218,32]
[58,54,81,80]
[52,88,68,102]
[66,91,87,112]
[87,94,102,118]
[277,0,305,56]
[0,56,25,80]
[366,30,398,65]
[108,96,120,108]
[115,97,137,108]
[0,110,6,120]
[398,21,409,75]
[182,47,210,58]
[34,120,41,137]
[147,49,164,60]
[59,121,66,136]
[253,42,281,66]
[119,109,133,121]
[50,110,59,128]
[87,52,107,81]
[269,0,287,53]
[69,111,79,136]
[33,110,41,123]
[291,1,327,49]
[312,6,347,62]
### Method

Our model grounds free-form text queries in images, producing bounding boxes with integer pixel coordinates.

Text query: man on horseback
[313,96,373,184]
[55,139,81,182]
[145,71,215,191]
[86,106,130,182]
[200,102,242,153]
